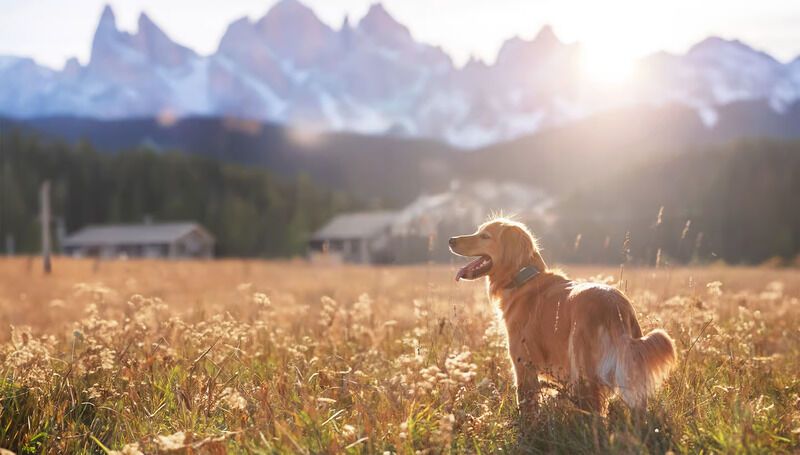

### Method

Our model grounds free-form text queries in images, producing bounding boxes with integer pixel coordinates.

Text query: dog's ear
[498,223,547,273]
[499,225,535,271]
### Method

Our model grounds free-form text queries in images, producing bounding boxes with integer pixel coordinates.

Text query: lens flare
[580,43,637,86]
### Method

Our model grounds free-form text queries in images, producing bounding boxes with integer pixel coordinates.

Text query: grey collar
[508,265,540,288]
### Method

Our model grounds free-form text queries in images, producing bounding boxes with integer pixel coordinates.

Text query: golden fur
[450,218,676,414]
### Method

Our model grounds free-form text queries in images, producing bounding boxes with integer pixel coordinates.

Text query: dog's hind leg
[573,379,611,415]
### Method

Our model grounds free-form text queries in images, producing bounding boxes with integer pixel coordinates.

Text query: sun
[579,43,637,86]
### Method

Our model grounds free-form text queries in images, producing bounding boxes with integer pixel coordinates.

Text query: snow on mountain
[636,37,799,127]
[0,0,798,148]
[444,25,585,144]
[664,38,782,104]
[771,57,800,111]
[0,57,58,116]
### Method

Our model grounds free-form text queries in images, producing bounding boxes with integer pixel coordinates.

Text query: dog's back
[502,276,676,411]
[565,283,676,408]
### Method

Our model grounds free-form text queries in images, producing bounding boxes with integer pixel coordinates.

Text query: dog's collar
[507,265,540,289]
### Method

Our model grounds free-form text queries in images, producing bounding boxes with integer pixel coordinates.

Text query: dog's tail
[614,329,677,408]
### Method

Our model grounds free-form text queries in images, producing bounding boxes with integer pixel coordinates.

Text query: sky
[0,0,799,70]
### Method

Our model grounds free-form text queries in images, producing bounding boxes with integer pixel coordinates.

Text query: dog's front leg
[513,359,541,419]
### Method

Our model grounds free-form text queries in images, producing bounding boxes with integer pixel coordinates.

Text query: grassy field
[0,258,798,454]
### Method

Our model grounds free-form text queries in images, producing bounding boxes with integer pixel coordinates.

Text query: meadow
[0,258,798,454]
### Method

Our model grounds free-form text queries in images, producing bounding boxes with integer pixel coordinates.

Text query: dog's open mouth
[455,255,493,281]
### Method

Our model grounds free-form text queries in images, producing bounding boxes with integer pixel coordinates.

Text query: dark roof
[62,222,213,247]
[311,211,398,241]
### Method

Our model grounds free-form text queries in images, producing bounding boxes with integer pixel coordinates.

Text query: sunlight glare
[580,43,637,86]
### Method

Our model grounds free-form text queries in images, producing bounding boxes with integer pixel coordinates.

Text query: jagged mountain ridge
[0,0,798,147]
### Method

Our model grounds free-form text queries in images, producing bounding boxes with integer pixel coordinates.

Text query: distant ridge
[1,0,799,147]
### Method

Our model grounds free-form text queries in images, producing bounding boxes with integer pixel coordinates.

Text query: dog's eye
[479,233,490,240]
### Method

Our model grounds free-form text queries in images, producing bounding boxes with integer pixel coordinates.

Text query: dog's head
[449,218,546,283]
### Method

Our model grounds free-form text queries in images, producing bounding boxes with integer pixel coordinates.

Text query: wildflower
[350,293,374,337]
[753,394,775,415]
[464,398,494,436]
[99,348,117,371]
[86,383,103,400]
[432,413,455,445]
[706,281,723,298]
[419,365,448,390]
[351,293,373,323]
[398,421,409,440]
[3,326,56,388]
[445,349,478,384]
[220,387,247,411]
[412,300,429,337]
[109,443,144,455]
[155,431,186,451]
[253,292,271,307]
[413,299,428,321]
[483,315,506,349]
[320,296,339,328]
[341,424,357,438]
[759,281,784,301]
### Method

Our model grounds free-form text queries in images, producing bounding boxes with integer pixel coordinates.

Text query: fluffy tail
[615,329,677,408]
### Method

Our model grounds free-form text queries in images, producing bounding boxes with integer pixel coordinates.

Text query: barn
[62,222,215,259]
[308,211,398,264]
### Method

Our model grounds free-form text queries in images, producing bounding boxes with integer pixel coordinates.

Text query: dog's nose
[449,237,457,247]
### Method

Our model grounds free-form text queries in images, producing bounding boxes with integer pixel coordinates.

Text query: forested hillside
[548,139,800,265]
[0,116,457,206]
[0,130,356,256]
[2,126,798,263]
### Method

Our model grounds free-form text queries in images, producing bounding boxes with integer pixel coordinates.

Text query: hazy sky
[1,0,799,69]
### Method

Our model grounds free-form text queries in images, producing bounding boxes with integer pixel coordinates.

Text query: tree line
[2,129,798,264]
[0,130,356,257]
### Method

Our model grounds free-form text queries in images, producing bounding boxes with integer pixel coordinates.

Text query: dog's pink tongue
[456,259,477,281]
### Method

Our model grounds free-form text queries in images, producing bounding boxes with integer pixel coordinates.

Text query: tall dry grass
[0,258,798,453]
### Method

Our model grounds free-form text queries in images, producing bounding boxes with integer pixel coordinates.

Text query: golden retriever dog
[449,217,676,415]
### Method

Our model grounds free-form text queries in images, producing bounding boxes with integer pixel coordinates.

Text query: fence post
[40,180,52,274]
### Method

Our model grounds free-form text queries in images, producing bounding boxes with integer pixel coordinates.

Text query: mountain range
[1,0,799,148]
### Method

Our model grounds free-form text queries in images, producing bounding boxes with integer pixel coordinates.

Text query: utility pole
[0,125,5,256]
[40,180,52,274]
